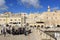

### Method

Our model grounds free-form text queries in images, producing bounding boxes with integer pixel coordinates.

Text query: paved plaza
[0,28,41,40]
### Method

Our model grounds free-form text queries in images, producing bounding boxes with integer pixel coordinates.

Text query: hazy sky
[0,0,60,13]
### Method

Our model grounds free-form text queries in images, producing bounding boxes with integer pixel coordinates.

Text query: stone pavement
[0,28,41,40]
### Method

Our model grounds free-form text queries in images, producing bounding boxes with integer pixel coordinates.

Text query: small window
[41,25,43,28]
[34,25,36,27]
[30,25,33,27]
[18,19,20,21]
[26,23,29,26]
[37,25,40,27]
[15,19,17,21]
[10,19,13,21]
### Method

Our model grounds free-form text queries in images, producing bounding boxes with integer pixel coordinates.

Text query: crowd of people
[0,24,31,37]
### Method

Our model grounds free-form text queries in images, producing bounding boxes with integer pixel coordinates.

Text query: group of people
[0,24,32,37]
[1,25,12,37]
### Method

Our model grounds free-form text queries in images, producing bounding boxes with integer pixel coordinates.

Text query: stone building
[0,12,22,27]
[26,6,60,28]
[0,6,60,40]
[0,6,60,28]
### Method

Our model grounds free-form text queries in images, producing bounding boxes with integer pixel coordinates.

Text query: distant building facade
[0,12,22,27]
[0,6,60,28]
[26,6,60,28]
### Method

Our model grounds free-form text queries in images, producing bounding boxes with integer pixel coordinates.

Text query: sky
[0,0,60,13]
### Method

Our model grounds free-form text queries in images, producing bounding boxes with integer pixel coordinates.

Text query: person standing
[2,25,6,37]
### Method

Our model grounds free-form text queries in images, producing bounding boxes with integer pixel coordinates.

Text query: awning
[36,21,44,23]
